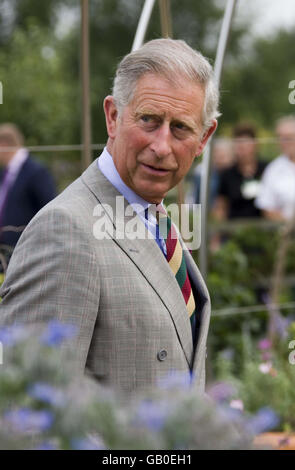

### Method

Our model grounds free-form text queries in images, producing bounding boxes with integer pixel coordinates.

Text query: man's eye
[172,123,191,138]
[141,115,153,123]
[174,123,187,130]
[139,115,159,129]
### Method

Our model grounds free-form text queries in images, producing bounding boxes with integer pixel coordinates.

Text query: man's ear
[196,119,218,156]
[103,96,118,139]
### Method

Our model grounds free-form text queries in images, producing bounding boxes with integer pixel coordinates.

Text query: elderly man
[256,116,295,220]
[0,39,218,393]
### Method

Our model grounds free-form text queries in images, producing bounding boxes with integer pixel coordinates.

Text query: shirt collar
[98,147,164,216]
[7,147,29,175]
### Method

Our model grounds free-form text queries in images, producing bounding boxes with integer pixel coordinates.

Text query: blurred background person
[188,138,234,210]
[213,123,267,220]
[0,123,56,266]
[255,116,295,221]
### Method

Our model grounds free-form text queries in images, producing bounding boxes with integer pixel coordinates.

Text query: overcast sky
[236,0,295,37]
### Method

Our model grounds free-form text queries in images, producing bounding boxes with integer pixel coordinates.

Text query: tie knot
[144,204,178,242]
[155,203,167,216]
[144,203,167,222]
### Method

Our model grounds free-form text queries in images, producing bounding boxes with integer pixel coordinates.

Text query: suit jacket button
[157,349,168,361]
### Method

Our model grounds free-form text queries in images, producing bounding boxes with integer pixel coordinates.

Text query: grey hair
[112,38,220,132]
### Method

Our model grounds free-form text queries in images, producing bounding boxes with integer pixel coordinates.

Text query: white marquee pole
[132,0,156,51]
[199,0,237,279]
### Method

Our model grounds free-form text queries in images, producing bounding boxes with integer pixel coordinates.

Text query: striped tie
[157,208,197,341]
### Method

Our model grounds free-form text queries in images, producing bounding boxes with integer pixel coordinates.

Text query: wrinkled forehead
[132,71,204,98]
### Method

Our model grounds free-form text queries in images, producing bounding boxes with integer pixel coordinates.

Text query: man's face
[0,141,15,166]
[104,73,216,203]
[277,122,295,161]
[234,136,257,164]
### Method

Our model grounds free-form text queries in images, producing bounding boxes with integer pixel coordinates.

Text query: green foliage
[202,223,293,375]
[221,29,295,131]
[214,324,295,431]
[206,223,295,309]
[241,362,295,430]
[0,21,79,146]
[0,0,68,42]
[208,240,255,308]
[233,225,279,281]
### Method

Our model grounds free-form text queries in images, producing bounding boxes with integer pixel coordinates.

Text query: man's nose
[150,123,172,158]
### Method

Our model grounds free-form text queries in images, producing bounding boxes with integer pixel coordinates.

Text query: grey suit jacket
[0,158,211,393]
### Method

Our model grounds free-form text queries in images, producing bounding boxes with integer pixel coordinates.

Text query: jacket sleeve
[0,204,100,373]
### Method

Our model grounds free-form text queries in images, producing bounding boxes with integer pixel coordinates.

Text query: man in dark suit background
[0,123,56,267]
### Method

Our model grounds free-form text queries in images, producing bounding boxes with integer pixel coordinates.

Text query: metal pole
[81,0,91,171]
[199,0,237,279]
[132,0,156,51]
[159,0,173,38]
[214,0,237,87]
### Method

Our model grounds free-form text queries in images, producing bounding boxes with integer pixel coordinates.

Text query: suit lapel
[183,248,211,373]
[81,159,194,367]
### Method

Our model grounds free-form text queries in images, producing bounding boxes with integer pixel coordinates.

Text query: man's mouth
[140,163,170,175]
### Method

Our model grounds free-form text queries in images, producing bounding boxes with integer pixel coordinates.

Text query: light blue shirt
[97,147,166,254]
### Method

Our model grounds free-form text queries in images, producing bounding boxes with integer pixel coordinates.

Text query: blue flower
[4,408,54,433]
[28,383,66,407]
[246,407,280,435]
[0,324,30,346]
[34,441,58,450]
[157,371,192,390]
[272,314,290,340]
[71,436,106,450]
[207,382,237,403]
[136,400,169,431]
[40,320,78,346]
